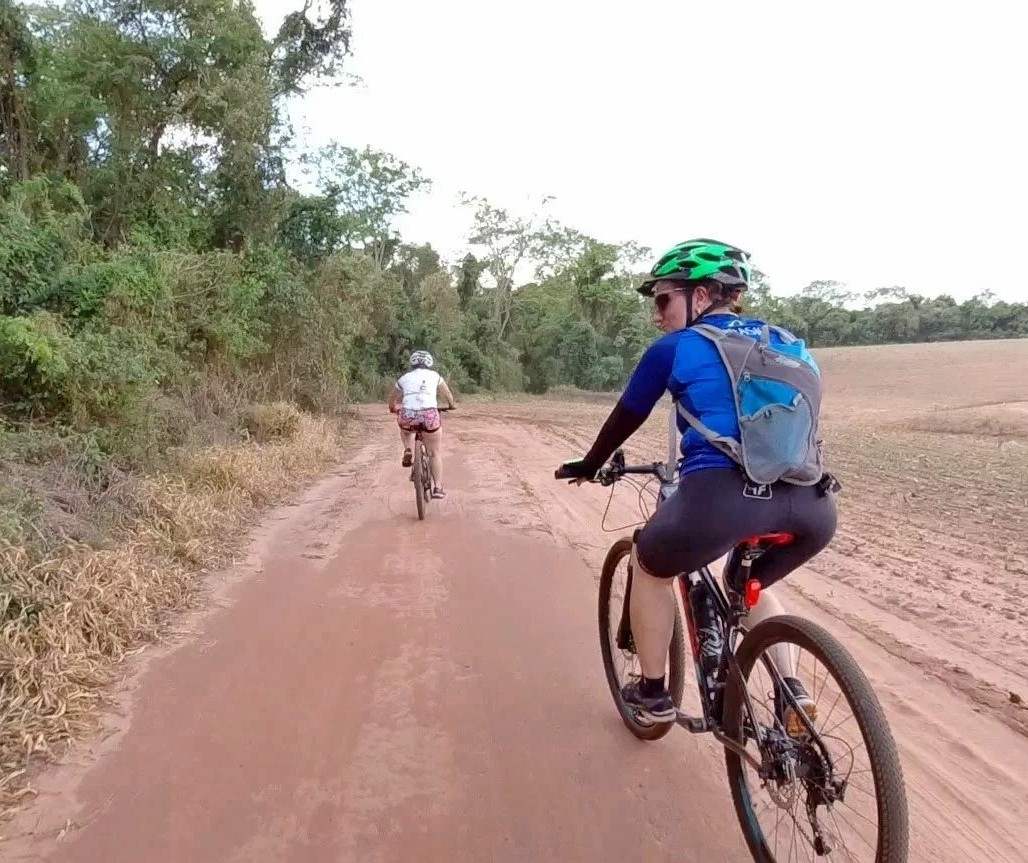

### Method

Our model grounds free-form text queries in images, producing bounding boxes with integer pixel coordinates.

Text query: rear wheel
[722,615,908,863]
[420,445,433,501]
[598,538,686,741]
[413,438,426,520]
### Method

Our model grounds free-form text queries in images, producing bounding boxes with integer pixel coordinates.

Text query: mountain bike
[410,406,454,521]
[555,449,908,863]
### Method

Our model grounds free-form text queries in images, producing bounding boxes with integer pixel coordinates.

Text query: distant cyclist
[389,350,456,499]
[557,239,838,727]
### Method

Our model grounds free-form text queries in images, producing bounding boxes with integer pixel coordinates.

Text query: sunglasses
[653,289,686,312]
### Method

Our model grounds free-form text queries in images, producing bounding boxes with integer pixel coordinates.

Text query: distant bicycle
[410,406,454,520]
[556,448,909,863]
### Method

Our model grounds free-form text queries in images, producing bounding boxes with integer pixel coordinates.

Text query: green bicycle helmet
[638,238,752,297]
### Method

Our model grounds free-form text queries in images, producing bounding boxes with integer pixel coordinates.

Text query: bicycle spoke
[825,808,865,863]
[775,804,782,859]
[829,803,877,854]
[841,780,876,801]
[821,709,858,740]
[835,797,878,831]
[816,688,846,735]
[814,659,830,705]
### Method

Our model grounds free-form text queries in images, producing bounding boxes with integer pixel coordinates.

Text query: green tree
[461,193,551,339]
[454,252,485,309]
[306,143,430,268]
[272,0,353,96]
[390,242,443,297]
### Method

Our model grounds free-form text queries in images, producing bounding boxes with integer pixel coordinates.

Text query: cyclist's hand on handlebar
[554,458,597,485]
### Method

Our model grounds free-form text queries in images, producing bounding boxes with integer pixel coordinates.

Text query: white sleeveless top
[396,368,442,410]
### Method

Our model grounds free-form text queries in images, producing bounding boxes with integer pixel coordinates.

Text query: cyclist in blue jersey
[558,239,838,724]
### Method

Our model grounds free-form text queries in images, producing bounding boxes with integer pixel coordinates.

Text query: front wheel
[598,538,686,741]
[722,615,909,863]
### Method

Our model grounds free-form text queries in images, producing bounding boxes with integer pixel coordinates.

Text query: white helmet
[409,350,434,369]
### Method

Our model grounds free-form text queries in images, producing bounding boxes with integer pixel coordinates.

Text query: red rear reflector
[739,532,795,548]
[744,579,762,609]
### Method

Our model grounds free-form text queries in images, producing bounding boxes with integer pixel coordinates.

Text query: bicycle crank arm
[674,711,708,734]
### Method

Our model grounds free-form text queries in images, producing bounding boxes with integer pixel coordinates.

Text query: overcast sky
[255,0,1026,302]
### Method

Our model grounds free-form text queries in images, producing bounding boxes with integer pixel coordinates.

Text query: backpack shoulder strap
[765,324,797,345]
[673,397,742,462]
[690,322,727,341]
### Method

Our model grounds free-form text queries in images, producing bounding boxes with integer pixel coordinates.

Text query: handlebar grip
[554,464,575,480]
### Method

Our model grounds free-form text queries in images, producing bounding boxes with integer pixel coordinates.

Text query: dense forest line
[3,0,1026,472]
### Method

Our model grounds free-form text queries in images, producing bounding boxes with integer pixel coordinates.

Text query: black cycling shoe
[620,680,676,723]
[401,448,413,467]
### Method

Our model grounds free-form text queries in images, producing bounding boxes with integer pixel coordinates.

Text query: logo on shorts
[743,481,773,500]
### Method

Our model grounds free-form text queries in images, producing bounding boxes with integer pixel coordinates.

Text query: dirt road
[4,405,1028,862]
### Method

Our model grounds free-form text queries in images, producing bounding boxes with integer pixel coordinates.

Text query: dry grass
[237,401,303,444]
[0,412,344,817]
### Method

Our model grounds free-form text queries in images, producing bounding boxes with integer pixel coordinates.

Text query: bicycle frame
[597,449,829,774]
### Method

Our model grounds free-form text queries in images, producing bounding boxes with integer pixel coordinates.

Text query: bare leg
[746,584,815,735]
[629,542,676,679]
[745,585,798,676]
[399,428,414,465]
[422,431,443,489]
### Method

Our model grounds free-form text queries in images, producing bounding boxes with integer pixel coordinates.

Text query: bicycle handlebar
[554,449,668,486]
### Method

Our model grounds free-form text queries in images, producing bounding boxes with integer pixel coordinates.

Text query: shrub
[238,401,302,442]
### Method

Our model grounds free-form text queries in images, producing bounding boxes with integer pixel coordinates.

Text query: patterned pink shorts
[397,407,441,433]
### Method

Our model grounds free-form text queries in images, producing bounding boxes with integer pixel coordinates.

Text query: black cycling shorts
[635,467,837,586]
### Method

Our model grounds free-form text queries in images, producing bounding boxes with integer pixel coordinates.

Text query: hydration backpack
[675,322,824,487]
